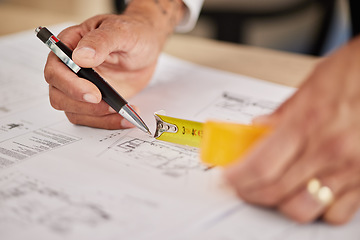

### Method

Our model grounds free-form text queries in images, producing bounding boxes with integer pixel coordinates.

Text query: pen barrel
[54,43,127,112]
[77,68,127,112]
[56,41,73,59]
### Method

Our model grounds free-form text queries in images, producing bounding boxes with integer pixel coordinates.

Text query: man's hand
[44,0,185,129]
[225,36,360,225]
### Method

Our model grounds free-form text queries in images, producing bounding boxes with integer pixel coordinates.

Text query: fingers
[224,129,358,216]
[278,184,328,223]
[224,36,360,226]
[233,122,358,206]
[44,24,102,103]
[279,167,360,224]
[225,83,360,207]
[49,86,137,130]
[49,86,113,115]
[43,15,160,131]
[45,54,102,103]
[225,106,360,225]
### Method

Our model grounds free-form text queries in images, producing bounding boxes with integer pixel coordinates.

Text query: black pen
[35,26,151,134]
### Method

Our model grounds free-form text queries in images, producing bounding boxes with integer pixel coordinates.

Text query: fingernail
[109,106,117,113]
[83,93,99,103]
[74,47,96,60]
[121,119,135,129]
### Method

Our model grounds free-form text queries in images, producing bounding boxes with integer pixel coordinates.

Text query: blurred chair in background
[199,0,351,55]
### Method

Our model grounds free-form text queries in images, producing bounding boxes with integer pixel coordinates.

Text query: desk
[165,34,319,87]
[0,4,319,88]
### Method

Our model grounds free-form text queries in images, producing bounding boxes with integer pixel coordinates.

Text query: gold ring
[307,178,334,206]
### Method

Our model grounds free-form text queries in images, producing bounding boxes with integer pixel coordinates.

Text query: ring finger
[279,166,360,223]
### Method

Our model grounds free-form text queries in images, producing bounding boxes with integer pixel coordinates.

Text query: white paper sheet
[0,25,358,240]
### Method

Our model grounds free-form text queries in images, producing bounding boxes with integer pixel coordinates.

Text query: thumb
[72,28,119,68]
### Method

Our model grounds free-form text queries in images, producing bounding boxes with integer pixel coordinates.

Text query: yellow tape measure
[154,114,203,148]
[154,113,270,166]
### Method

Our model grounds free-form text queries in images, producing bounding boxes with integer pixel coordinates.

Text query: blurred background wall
[0,0,351,56]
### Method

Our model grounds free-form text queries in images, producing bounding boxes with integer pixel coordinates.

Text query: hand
[224,36,360,225]
[44,0,185,129]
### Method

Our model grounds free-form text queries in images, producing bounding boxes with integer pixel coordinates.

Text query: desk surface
[0,3,319,88]
[164,35,319,88]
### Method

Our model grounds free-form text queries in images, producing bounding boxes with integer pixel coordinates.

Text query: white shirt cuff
[125,0,203,33]
[176,0,204,32]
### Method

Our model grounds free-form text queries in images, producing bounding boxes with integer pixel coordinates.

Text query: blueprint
[0,24,359,240]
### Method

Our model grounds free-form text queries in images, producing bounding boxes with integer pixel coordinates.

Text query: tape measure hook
[154,114,178,138]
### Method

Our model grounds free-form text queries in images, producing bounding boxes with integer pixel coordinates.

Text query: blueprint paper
[0,25,359,240]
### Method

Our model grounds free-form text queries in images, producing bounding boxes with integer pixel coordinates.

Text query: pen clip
[45,36,81,73]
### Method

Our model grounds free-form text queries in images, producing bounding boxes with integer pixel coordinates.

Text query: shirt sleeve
[176,0,204,32]
[125,0,204,33]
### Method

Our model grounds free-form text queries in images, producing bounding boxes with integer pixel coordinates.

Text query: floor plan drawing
[0,26,359,240]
